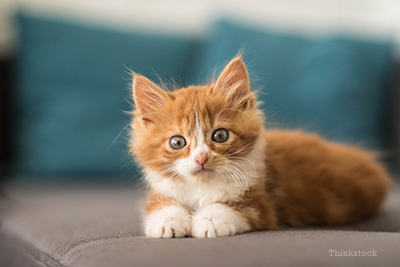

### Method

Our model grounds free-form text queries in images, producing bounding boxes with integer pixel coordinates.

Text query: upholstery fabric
[0,183,399,267]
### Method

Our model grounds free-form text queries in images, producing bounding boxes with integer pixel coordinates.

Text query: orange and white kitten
[129,56,391,238]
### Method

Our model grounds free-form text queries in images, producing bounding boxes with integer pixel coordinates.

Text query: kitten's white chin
[186,169,216,183]
[192,167,214,176]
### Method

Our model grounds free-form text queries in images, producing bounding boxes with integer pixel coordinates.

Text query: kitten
[129,56,391,238]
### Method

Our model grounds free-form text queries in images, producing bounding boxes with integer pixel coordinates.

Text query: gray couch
[1,182,399,267]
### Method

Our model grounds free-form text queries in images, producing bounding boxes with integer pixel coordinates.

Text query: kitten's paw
[145,205,191,238]
[192,204,250,238]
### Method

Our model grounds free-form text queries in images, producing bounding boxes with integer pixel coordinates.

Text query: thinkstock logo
[329,249,377,257]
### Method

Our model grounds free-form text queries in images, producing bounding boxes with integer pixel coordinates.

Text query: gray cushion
[1,182,399,267]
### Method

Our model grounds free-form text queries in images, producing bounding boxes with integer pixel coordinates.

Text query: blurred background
[1,0,400,184]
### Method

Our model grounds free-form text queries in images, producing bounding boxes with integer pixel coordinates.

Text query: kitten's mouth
[192,167,214,176]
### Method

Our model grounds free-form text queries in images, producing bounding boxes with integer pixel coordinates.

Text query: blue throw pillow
[191,21,393,150]
[12,13,196,179]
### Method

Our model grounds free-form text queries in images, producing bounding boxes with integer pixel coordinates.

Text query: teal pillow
[191,21,393,150]
[12,13,196,179]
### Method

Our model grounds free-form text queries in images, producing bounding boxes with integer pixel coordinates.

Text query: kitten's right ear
[132,74,168,117]
[214,55,250,103]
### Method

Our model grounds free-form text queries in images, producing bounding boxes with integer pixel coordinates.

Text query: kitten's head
[130,56,264,187]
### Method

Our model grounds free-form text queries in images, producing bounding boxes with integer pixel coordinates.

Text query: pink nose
[195,152,208,166]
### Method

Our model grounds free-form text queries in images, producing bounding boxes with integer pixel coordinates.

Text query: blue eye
[169,136,186,150]
[212,129,229,143]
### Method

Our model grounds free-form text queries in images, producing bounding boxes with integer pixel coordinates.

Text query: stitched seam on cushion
[58,233,143,263]
[14,244,47,267]
[19,242,65,267]
[4,231,66,267]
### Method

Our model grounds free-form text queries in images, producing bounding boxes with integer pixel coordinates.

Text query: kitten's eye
[212,128,229,143]
[169,136,186,150]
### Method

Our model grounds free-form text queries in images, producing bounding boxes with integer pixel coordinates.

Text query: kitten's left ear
[214,56,250,102]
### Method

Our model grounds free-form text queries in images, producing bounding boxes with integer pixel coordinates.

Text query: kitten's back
[264,130,391,227]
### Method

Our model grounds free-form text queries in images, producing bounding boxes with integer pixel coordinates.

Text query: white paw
[192,216,236,238]
[145,205,192,238]
[192,204,250,238]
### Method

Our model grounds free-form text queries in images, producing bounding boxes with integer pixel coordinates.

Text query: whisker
[220,166,240,189]
[229,164,250,194]
[225,140,254,157]
[230,157,257,173]
[212,102,230,122]
[217,117,242,129]
[225,164,249,194]
[108,123,131,150]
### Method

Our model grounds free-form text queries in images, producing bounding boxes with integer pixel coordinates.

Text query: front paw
[192,204,250,238]
[145,205,191,238]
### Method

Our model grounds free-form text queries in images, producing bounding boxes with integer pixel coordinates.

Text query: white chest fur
[149,177,243,210]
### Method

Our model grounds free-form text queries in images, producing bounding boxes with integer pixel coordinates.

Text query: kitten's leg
[192,203,250,238]
[144,192,191,238]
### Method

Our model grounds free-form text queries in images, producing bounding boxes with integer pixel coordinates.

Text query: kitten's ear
[132,74,168,115]
[214,56,250,102]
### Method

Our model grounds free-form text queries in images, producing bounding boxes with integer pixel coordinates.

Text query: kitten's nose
[195,152,208,166]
